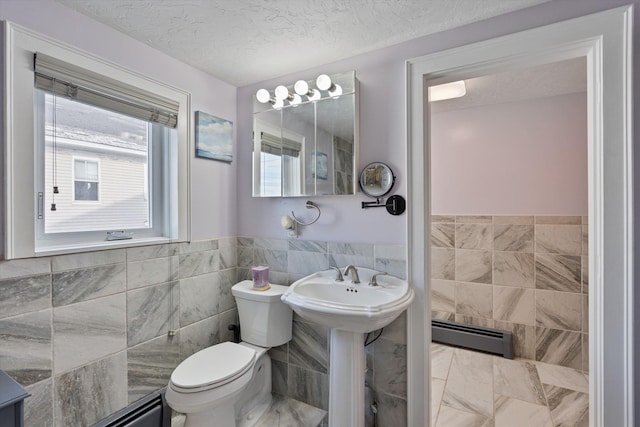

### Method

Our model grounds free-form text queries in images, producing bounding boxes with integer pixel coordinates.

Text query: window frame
[4,22,191,259]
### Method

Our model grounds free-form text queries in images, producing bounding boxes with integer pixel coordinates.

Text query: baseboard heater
[432,319,514,359]
[93,389,170,427]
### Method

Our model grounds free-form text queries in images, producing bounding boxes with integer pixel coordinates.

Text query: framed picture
[195,111,233,162]
[312,151,328,180]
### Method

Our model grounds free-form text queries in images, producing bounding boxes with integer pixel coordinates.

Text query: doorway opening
[406,6,633,427]
[428,57,588,426]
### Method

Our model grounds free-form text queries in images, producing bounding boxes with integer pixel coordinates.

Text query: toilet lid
[171,342,256,390]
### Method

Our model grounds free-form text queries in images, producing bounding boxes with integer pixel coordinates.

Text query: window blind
[34,52,179,128]
[260,131,301,157]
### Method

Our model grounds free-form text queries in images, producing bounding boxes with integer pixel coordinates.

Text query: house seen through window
[39,91,160,235]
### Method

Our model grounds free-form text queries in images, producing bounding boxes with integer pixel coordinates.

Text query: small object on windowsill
[106,231,134,241]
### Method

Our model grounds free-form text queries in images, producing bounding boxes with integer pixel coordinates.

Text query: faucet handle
[330,266,344,281]
[369,271,388,287]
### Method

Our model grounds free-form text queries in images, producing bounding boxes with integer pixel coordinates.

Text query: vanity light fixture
[316,74,342,98]
[294,80,321,101]
[275,85,302,105]
[428,80,466,102]
[256,88,285,109]
[257,73,345,107]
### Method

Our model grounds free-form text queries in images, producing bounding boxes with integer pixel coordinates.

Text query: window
[5,23,191,259]
[253,119,305,197]
[73,158,100,202]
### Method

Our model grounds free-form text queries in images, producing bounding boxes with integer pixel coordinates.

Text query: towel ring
[291,201,321,226]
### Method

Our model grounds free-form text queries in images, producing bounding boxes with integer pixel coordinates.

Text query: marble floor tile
[432,344,589,427]
[494,395,552,427]
[544,384,589,427]
[431,343,455,380]
[436,405,493,427]
[493,358,546,405]
[253,395,327,427]
[535,362,588,393]
[432,378,446,425]
[441,349,494,417]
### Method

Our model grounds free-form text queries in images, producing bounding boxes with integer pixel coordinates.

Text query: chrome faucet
[343,265,360,284]
[330,266,344,281]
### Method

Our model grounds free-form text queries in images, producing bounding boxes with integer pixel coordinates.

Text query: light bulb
[274,85,290,100]
[295,79,321,101]
[273,98,284,109]
[290,94,302,105]
[294,80,309,96]
[329,84,343,98]
[256,88,271,104]
[316,74,332,91]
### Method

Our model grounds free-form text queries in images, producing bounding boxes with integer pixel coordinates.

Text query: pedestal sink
[281,268,414,426]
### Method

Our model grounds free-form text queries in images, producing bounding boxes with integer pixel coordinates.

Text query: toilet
[166,280,292,427]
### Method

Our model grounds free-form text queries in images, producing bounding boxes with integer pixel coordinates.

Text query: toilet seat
[170,342,257,393]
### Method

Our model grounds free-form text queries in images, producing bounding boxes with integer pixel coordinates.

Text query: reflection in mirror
[252,71,358,197]
[359,162,395,198]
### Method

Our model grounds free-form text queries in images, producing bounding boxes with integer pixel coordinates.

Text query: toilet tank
[231,281,293,347]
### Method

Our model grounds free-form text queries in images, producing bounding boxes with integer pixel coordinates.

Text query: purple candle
[252,266,270,289]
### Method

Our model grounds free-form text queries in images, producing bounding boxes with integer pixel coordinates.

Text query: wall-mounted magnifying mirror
[360,162,406,215]
[359,162,395,197]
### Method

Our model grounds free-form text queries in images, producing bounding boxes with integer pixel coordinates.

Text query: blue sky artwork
[195,111,233,162]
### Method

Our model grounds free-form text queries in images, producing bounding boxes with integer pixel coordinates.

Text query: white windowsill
[34,236,185,257]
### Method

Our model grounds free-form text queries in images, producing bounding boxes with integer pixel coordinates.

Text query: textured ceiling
[56,0,550,87]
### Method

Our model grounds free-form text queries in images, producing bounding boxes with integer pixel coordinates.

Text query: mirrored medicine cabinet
[252,71,359,197]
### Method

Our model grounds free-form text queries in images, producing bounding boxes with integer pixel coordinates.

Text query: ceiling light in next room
[429,80,466,102]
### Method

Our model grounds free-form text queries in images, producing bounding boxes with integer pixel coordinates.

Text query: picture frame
[195,111,233,162]
[312,151,328,180]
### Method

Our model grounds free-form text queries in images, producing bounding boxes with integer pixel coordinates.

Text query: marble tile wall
[431,215,589,371]
[237,237,408,427]
[0,237,238,426]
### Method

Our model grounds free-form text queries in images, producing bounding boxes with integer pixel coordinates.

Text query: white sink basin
[281,268,414,333]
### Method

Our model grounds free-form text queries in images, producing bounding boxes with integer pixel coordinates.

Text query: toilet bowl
[166,281,292,427]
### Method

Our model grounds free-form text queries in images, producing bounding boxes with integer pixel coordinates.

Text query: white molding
[406,6,633,426]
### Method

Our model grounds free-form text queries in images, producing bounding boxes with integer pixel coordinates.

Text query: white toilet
[166,280,292,427]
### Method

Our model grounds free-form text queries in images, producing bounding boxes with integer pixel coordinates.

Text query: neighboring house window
[73,159,100,202]
[4,23,191,259]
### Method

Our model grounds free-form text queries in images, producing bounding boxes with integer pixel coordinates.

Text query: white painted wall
[236,2,630,246]
[0,0,238,240]
[431,93,588,215]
